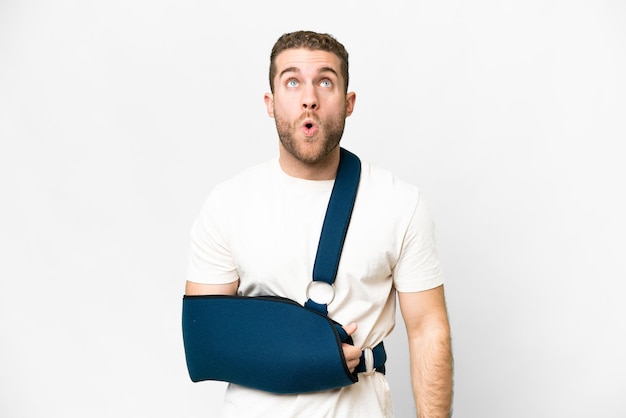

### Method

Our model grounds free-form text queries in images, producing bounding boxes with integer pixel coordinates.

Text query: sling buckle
[362,347,376,376]
[306,281,336,305]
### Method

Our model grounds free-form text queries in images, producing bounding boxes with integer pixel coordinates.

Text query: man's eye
[320,79,332,88]
[287,79,299,87]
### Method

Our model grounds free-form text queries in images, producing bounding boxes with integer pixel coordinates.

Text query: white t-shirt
[187,156,444,417]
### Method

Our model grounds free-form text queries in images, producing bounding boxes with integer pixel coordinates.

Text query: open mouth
[301,119,319,137]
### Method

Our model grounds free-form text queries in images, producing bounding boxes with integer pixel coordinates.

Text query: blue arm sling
[182,148,386,394]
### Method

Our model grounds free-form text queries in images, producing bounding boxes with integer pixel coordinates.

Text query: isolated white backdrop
[1,1,625,417]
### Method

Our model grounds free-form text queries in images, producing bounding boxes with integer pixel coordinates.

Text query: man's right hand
[342,322,362,373]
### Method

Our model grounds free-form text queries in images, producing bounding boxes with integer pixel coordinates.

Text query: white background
[1,1,625,417]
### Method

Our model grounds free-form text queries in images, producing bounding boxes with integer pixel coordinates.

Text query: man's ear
[264,93,275,118]
[345,92,356,117]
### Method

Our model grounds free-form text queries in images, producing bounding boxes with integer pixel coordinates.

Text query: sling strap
[305,147,361,315]
[305,147,386,376]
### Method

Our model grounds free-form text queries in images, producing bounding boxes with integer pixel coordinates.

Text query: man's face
[265,48,356,166]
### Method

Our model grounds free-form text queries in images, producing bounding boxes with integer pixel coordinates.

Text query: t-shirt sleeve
[392,194,444,293]
[186,189,240,285]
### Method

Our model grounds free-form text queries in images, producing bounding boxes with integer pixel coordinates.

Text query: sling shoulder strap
[304,147,361,315]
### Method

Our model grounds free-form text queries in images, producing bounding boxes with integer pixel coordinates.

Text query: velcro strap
[304,299,328,315]
[333,323,349,342]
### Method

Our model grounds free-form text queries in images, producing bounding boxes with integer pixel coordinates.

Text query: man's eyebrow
[278,66,339,78]
[318,67,339,78]
[279,67,300,78]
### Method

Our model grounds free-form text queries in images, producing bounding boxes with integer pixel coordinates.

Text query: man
[185,31,453,417]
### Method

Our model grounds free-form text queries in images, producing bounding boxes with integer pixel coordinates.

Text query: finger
[345,356,360,372]
[342,343,362,358]
[342,343,362,373]
[342,322,358,336]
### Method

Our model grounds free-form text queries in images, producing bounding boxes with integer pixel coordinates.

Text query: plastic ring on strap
[362,347,376,376]
[306,281,336,305]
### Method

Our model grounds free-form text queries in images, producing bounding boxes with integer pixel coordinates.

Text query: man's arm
[184,280,362,372]
[185,280,239,296]
[398,285,453,418]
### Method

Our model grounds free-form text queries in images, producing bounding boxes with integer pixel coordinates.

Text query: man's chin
[286,143,329,165]
[278,129,342,165]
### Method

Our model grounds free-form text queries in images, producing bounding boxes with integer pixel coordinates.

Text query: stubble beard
[274,111,347,165]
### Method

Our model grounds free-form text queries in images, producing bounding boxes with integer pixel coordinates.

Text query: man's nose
[301,85,318,110]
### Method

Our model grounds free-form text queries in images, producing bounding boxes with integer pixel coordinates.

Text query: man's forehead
[274,48,341,74]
